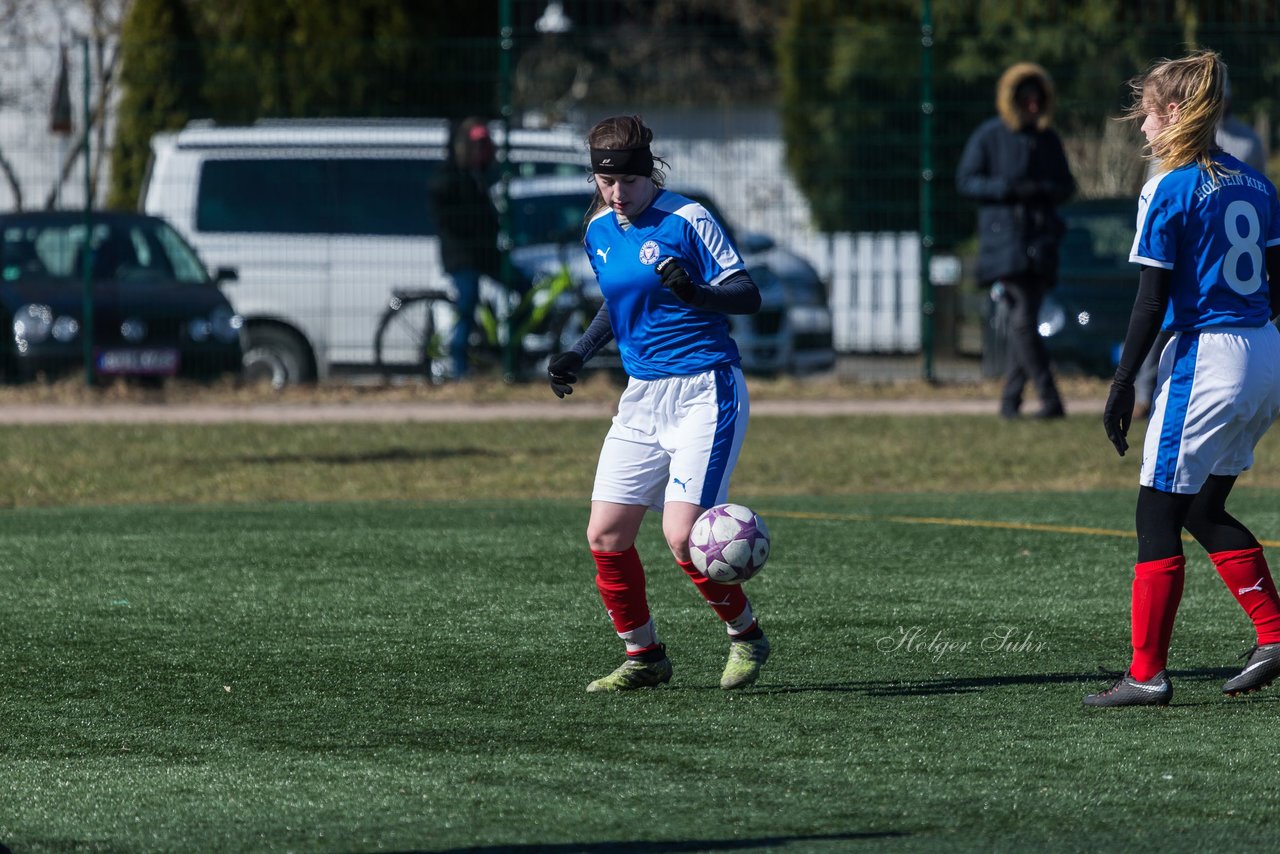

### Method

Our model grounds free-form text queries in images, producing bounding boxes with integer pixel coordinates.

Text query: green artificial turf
[4,491,1280,852]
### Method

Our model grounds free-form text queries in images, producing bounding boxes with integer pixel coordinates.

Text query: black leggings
[1135,475,1260,563]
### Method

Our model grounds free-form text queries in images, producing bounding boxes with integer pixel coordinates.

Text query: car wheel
[242,326,314,389]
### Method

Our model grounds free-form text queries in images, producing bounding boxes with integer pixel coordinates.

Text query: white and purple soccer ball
[688,503,771,585]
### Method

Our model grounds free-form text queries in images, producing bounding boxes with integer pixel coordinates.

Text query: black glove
[1011,178,1048,201]
[1103,380,1136,457]
[656,257,704,306]
[548,351,584,399]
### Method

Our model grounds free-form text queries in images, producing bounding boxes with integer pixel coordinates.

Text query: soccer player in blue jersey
[1085,51,1280,707]
[546,115,769,692]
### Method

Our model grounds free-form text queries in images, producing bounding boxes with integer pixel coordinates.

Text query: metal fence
[1,3,1279,385]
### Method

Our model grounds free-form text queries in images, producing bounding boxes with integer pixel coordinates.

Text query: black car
[984,197,1139,377]
[0,211,243,382]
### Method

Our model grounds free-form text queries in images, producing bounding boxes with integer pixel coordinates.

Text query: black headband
[590,145,654,176]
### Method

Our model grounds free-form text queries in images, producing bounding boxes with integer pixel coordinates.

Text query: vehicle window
[2,220,211,285]
[31,223,107,278]
[328,159,437,236]
[507,160,587,179]
[196,158,438,236]
[197,159,329,234]
[508,192,590,247]
[2,226,50,281]
[1062,210,1134,273]
[152,223,209,283]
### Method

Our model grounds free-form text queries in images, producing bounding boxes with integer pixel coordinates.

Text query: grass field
[4,411,1280,852]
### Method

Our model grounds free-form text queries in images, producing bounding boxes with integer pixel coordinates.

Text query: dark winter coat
[956,62,1076,285]
[429,164,502,280]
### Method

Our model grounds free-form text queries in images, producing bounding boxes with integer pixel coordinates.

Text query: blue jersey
[583,189,745,379]
[1131,152,1280,331]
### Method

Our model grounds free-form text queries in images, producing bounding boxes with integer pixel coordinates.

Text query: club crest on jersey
[639,240,661,265]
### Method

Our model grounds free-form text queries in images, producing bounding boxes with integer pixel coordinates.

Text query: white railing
[796,231,922,353]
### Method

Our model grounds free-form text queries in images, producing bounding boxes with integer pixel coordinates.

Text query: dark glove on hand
[548,351,584,399]
[656,257,704,306]
[1103,381,1136,456]
[1011,178,1043,200]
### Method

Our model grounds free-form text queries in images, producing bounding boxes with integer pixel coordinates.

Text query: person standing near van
[957,62,1076,419]
[429,117,503,380]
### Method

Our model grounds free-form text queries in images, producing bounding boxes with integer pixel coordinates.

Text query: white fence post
[825,231,921,353]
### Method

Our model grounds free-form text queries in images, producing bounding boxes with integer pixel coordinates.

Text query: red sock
[1210,547,1280,645]
[1130,556,1185,682]
[592,547,657,652]
[677,559,755,635]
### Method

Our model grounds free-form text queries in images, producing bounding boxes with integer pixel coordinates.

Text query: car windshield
[507,191,593,248]
[1,218,210,285]
[1060,204,1136,276]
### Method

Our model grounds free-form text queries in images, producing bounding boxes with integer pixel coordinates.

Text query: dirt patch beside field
[0,371,1108,423]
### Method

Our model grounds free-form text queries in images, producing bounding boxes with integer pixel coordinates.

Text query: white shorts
[592,366,749,512]
[1142,324,1280,494]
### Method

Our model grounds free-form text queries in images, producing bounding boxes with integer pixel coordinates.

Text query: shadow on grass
[406,831,906,853]
[753,666,1246,697]
[218,447,501,465]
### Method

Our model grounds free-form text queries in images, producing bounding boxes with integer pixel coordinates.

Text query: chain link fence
[1,2,1278,384]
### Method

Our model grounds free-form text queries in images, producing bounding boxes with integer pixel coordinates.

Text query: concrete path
[0,396,1105,424]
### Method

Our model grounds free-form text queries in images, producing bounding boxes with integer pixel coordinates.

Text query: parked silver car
[502,175,835,375]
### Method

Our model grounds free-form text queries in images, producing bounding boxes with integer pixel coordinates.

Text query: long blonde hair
[584,115,668,224]
[1127,50,1228,179]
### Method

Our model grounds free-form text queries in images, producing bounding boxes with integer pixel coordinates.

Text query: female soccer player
[546,115,768,692]
[1086,51,1280,707]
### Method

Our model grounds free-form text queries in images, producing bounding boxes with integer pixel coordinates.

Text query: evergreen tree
[195,0,498,121]
[107,0,203,210]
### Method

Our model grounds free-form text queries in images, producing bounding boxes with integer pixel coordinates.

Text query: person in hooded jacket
[958,62,1076,419]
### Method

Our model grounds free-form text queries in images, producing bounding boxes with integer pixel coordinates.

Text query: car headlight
[211,308,243,343]
[1037,298,1067,338]
[13,304,53,344]
[189,318,212,342]
[51,316,79,342]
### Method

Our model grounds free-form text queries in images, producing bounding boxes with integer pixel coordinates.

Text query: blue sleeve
[1131,183,1180,269]
[680,209,743,287]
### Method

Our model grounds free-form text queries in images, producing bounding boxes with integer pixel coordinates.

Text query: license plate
[95,348,180,375]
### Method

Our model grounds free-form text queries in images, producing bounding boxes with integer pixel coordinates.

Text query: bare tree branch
[0,146,24,210]
[40,0,124,209]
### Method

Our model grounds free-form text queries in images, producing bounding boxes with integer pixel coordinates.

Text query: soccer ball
[688,503,771,585]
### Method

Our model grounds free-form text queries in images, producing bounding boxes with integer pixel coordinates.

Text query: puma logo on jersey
[672,476,691,492]
[596,247,611,263]
[1239,577,1266,595]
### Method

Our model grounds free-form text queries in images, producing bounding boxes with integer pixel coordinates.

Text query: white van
[142,118,584,385]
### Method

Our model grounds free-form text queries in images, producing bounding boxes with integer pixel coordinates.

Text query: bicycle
[373,258,587,383]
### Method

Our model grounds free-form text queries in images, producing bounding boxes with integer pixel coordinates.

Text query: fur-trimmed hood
[997,62,1056,131]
